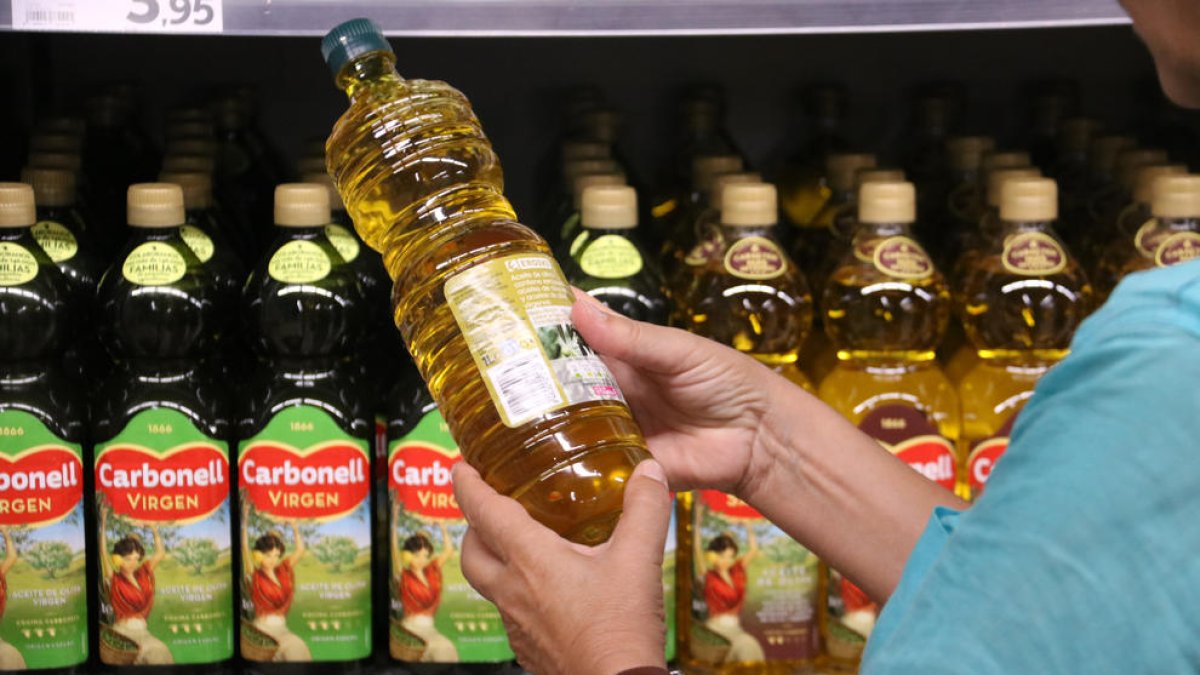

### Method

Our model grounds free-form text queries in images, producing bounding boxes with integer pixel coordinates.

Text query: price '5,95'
[128,0,216,27]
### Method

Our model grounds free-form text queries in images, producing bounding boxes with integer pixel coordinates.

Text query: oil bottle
[564,185,668,325]
[667,171,761,308]
[660,154,744,278]
[930,136,995,260]
[945,150,1032,264]
[91,184,234,673]
[790,152,876,284]
[554,172,627,259]
[1114,174,1200,278]
[544,157,625,246]
[777,84,852,230]
[1052,117,1103,225]
[957,178,1091,499]
[321,19,649,545]
[0,183,89,674]
[1092,163,1187,297]
[678,182,814,391]
[20,166,105,308]
[1082,147,1168,267]
[818,181,956,666]
[157,170,246,314]
[237,184,374,673]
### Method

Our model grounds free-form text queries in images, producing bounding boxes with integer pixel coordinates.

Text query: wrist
[737,371,809,506]
[585,626,666,675]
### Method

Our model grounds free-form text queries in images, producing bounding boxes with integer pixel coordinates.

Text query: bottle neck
[719,223,777,240]
[854,221,916,240]
[998,218,1056,237]
[337,51,403,98]
[1157,216,1200,233]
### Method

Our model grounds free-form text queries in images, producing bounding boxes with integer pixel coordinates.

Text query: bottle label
[872,236,934,280]
[269,240,332,284]
[723,236,786,280]
[683,227,725,267]
[121,241,188,286]
[823,565,876,661]
[853,236,884,263]
[1134,218,1169,259]
[1001,232,1067,276]
[443,253,626,428]
[238,406,372,663]
[967,414,1018,498]
[180,225,215,264]
[387,408,515,663]
[0,243,38,287]
[690,491,820,665]
[664,504,677,663]
[578,234,644,279]
[31,221,78,263]
[94,408,233,665]
[324,225,361,263]
[0,411,88,669]
[858,405,957,492]
[1155,232,1200,268]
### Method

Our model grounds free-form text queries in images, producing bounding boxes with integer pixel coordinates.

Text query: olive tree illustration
[174,538,219,575]
[25,541,73,579]
[312,536,358,573]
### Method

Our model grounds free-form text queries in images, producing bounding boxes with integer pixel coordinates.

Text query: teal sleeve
[861,260,1200,673]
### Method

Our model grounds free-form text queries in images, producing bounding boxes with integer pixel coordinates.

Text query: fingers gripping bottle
[321,19,649,545]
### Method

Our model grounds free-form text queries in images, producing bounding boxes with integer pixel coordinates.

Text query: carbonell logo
[240,443,369,520]
[891,436,958,492]
[390,444,462,520]
[968,438,1009,496]
[96,445,229,523]
[0,448,83,527]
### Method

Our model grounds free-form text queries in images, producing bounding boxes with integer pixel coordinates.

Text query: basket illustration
[240,621,280,663]
[689,622,732,664]
[99,625,139,666]
[389,619,428,662]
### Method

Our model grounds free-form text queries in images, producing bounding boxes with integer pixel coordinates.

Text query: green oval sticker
[122,241,188,286]
[0,242,39,286]
[579,234,644,279]
[324,224,361,263]
[180,225,215,263]
[268,240,332,284]
[31,221,79,263]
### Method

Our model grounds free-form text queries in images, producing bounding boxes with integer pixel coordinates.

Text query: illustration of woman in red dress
[0,529,26,668]
[392,503,458,662]
[99,508,172,665]
[694,505,765,663]
[241,505,311,662]
[837,571,881,639]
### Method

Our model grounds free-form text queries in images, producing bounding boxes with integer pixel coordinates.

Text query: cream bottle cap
[855,168,905,190]
[275,183,331,227]
[981,151,1032,174]
[581,185,638,230]
[692,155,744,193]
[1000,177,1057,222]
[710,172,762,208]
[20,167,76,208]
[572,172,626,209]
[0,183,36,228]
[858,181,916,224]
[1133,165,1188,205]
[722,183,777,227]
[128,183,186,228]
[1151,175,1200,219]
[986,168,1042,208]
[158,171,214,210]
[1117,148,1169,190]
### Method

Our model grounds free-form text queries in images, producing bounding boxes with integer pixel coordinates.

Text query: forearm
[741,379,966,602]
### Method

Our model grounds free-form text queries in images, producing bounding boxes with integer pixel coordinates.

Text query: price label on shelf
[11,0,224,34]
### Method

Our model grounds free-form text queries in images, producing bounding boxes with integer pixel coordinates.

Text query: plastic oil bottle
[1113,174,1200,277]
[0,183,89,675]
[790,152,876,285]
[554,171,628,259]
[237,184,374,673]
[1082,147,1168,267]
[777,84,853,230]
[660,154,745,279]
[1092,163,1187,298]
[320,19,649,545]
[91,184,234,673]
[564,185,668,325]
[957,177,1092,499]
[667,171,761,307]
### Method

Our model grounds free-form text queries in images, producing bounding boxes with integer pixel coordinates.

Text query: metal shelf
[2,0,1131,37]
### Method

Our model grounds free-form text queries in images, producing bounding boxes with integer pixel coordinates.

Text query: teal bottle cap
[322,18,393,75]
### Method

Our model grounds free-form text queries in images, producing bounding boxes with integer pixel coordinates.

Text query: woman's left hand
[454,459,672,675]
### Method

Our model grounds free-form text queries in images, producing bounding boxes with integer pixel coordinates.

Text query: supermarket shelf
[1,0,1132,37]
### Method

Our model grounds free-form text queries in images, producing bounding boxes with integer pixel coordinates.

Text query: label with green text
[238,406,372,663]
[324,225,361,263]
[94,408,233,665]
[388,408,514,664]
[30,222,78,263]
[0,410,87,669]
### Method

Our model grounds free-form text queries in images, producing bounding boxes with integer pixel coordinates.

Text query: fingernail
[636,459,667,486]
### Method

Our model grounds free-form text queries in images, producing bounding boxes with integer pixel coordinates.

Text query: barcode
[488,352,563,425]
[24,9,74,24]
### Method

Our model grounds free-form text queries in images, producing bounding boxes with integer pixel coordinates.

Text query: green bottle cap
[322,18,393,75]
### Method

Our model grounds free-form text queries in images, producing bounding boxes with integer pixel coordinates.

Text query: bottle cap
[165,138,217,158]
[1000,177,1057,222]
[722,183,777,227]
[581,185,638,230]
[275,183,331,227]
[1089,135,1137,174]
[20,167,77,208]
[161,154,216,174]
[1151,175,1200,219]
[128,183,186,228]
[158,171,213,210]
[981,150,1031,174]
[858,181,916,224]
[166,120,215,141]
[1133,164,1188,205]
[1058,117,1102,154]
[322,18,394,76]
[27,152,82,173]
[29,133,83,154]
[0,183,36,228]
[562,141,611,164]
[564,158,622,188]
[692,155,744,193]
[986,168,1041,208]
[572,172,626,209]
[710,172,762,208]
[301,172,347,212]
[855,168,905,189]
[947,136,996,171]
[1117,148,1169,190]
[825,153,877,192]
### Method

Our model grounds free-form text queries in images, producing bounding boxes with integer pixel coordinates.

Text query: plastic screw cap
[722,183,777,227]
[0,183,36,228]
[581,185,638,230]
[322,18,393,75]
[1152,175,1200,219]
[20,167,76,208]
[128,184,186,228]
[159,171,214,210]
[572,173,626,209]
[1133,165,1188,205]
[275,184,331,227]
[858,181,916,224]
[301,172,347,212]
[692,155,744,193]
[855,168,905,189]
[825,153,877,192]
[710,172,762,209]
[986,168,1041,208]
[1000,177,1058,223]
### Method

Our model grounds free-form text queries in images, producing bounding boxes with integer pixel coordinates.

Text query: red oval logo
[967,438,1007,496]
[240,443,369,521]
[893,437,958,492]
[97,445,229,523]
[700,490,763,520]
[0,448,83,527]
[390,444,461,520]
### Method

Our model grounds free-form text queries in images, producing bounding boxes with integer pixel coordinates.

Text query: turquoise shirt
[863,260,1200,673]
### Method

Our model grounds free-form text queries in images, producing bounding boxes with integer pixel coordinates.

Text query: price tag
[12,0,224,34]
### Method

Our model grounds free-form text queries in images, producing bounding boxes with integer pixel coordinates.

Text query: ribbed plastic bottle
[0,183,89,675]
[92,184,234,674]
[320,19,649,545]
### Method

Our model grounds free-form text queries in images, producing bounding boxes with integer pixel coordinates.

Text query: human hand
[454,458,672,675]
[573,289,780,498]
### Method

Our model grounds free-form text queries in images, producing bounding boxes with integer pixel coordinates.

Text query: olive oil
[321,19,648,545]
[1092,164,1186,296]
[668,171,761,308]
[1114,174,1200,278]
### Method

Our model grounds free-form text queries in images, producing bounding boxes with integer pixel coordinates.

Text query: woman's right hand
[572,290,779,499]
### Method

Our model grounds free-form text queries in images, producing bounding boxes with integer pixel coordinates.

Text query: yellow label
[1155,231,1200,268]
[723,236,786,280]
[579,234,644,279]
[268,240,332,284]
[324,224,361,262]
[180,224,215,263]
[1001,232,1067,276]
[31,221,78,263]
[121,241,187,286]
[444,253,625,427]
[872,236,934,280]
[0,242,38,286]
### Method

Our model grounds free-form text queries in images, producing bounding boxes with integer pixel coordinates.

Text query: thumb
[571,288,706,374]
[609,460,672,563]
